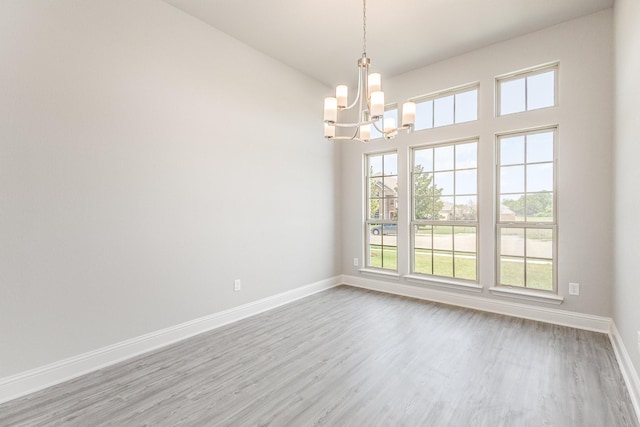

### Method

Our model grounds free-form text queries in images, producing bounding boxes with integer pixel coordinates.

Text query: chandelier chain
[362,0,367,54]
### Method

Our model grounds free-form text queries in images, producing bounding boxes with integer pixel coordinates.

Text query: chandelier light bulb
[360,124,371,141]
[384,117,396,133]
[324,123,336,138]
[370,91,385,117]
[336,85,348,109]
[324,97,338,122]
[402,102,416,126]
[368,73,382,94]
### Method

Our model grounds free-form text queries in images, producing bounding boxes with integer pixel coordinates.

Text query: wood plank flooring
[1,285,638,426]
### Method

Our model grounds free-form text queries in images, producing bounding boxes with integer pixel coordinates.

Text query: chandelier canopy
[323,0,415,142]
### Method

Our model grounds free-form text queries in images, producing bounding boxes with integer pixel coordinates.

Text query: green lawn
[369,246,476,281]
[414,249,476,280]
[369,245,397,270]
[369,246,553,291]
[500,257,553,290]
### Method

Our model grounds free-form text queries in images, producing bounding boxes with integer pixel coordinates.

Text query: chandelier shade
[323,0,414,142]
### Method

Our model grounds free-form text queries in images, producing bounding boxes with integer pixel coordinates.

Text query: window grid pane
[526,71,555,111]
[497,226,554,291]
[455,89,478,123]
[366,152,398,271]
[411,140,478,282]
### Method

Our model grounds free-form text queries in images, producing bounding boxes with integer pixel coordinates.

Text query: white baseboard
[0,276,341,405]
[609,322,640,423]
[341,274,611,333]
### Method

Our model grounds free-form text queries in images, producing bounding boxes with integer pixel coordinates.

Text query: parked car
[371,224,397,235]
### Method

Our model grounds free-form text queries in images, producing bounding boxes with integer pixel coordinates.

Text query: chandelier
[323,0,415,142]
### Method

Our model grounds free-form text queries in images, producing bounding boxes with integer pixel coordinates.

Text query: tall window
[366,152,398,270]
[413,86,478,131]
[411,140,478,281]
[497,128,557,291]
[497,64,557,116]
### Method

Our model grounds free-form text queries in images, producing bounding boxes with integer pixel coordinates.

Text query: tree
[369,165,381,218]
[413,165,444,220]
[503,193,552,218]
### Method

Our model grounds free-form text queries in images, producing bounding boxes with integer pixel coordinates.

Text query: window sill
[404,275,483,293]
[358,268,400,279]
[489,286,564,305]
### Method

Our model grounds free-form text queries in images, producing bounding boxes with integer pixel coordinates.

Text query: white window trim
[365,150,399,272]
[359,268,401,279]
[495,126,559,294]
[488,286,564,305]
[409,83,480,131]
[409,138,480,283]
[409,82,480,104]
[405,274,483,293]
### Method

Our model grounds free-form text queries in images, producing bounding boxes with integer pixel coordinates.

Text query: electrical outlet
[353,258,359,266]
[234,279,241,292]
[568,282,580,296]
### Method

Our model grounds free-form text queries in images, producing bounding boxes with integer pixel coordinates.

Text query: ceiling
[162,0,613,88]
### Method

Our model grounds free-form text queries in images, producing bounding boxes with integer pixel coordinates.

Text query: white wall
[613,0,640,378]
[342,10,613,316]
[0,0,340,378]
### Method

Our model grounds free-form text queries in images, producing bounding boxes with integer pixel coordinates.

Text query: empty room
[1,0,639,425]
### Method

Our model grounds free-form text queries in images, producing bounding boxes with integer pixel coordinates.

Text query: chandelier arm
[342,66,363,111]
[371,118,385,134]
[363,84,382,121]
[329,118,379,128]
[374,122,414,136]
[330,136,368,143]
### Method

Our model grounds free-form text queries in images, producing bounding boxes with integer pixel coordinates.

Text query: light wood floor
[1,286,638,426]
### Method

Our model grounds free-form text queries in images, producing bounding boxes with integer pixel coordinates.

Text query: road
[370,232,552,259]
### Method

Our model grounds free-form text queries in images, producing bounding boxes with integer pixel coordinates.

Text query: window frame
[365,150,399,272]
[410,138,480,283]
[409,83,479,132]
[496,63,559,117]
[495,126,558,293]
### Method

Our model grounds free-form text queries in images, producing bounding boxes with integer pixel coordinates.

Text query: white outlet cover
[568,282,580,295]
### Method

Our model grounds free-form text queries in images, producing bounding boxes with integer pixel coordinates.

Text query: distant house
[370,175,398,220]
[500,205,516,221]
[439,201,454,220]
[438,202,514,221]
[438,201,477,220]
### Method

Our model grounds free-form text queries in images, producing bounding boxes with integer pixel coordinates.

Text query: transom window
[366,151,398,270]
[413,86,478,131]
[497,64,557,116]
[411,140,478,281]
[496,128,557,291]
